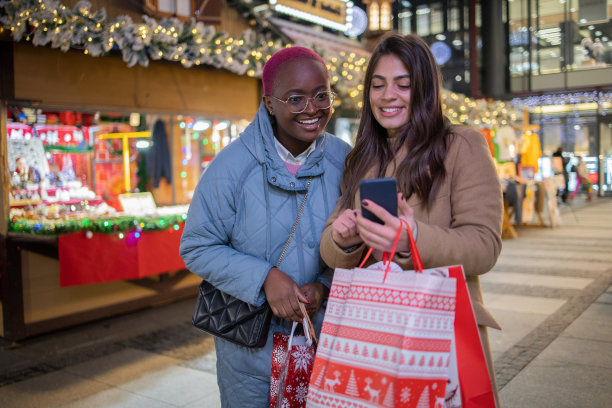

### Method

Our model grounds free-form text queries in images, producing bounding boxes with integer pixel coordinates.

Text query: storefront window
[509,0,612,76]
[5,107,251,215]
[602,115,612,193]
[430,4,444,35]
[398,9,412,35]
[448,5,461,32]
[532,108,601,191]
[416,5,431,37]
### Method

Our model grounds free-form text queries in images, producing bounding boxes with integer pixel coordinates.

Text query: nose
[302,97,318,114]
[382,85,396,100]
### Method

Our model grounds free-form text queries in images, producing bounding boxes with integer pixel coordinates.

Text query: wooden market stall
[0,36,259,340]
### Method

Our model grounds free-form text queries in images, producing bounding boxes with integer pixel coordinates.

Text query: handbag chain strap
[276,176,312,267]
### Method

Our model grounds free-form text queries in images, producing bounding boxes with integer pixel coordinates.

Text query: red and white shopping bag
[271,304,318,408]
[306,220,496,408]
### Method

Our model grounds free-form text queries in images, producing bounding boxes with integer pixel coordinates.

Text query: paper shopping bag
[307,220,495,408]
[447,266,497,408]
[271,305,317,408]
[306,264,457,408]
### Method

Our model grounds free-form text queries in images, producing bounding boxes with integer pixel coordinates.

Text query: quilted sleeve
[180,162,273,307]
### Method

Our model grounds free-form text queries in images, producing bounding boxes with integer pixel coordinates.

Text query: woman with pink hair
[181,46,351,406]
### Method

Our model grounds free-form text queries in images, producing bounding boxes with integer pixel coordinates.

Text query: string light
[0,0,519,119]
[9,214,187,235]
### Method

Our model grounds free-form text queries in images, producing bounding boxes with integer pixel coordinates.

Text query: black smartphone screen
[359,178,398,224]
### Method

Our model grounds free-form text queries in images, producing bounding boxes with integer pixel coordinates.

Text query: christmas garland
[9,213,187,235]
[0,0,520,124]
[0,0,363,110]
[44,144,93,153]
[0,0,281,75]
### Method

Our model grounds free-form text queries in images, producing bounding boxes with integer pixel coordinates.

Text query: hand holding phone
[359,178,398,224]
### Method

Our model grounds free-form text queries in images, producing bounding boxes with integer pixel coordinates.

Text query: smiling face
[263,58,332,157]
[369,54,412,138]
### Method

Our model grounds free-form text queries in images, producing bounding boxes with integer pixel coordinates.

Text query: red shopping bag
[271,304,318,408]
[448,265,497,408]
[306,220,496,408]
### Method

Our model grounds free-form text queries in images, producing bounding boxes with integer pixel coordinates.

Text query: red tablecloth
[58,223,186,286]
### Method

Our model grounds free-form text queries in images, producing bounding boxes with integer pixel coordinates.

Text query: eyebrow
[282,85,328,96]
[372,74,411,81]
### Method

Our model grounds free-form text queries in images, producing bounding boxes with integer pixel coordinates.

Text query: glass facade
[383,0,612,195]
[509,0,612,79]
[508,0,612,195]
[395,0,476,96]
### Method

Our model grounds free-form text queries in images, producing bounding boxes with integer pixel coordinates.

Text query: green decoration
[0,1,521,126]
[8,213,187,235]
[44,144,93,153]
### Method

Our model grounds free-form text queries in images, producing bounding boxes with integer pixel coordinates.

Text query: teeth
[382,108,400,113]
[299,118,319,124]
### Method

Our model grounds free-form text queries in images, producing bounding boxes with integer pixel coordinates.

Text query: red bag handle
[358,219,424,280]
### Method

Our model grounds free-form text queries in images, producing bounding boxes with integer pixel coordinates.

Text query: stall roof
[269,18,370,58]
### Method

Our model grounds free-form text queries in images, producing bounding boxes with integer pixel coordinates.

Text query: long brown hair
[339,33,450,210]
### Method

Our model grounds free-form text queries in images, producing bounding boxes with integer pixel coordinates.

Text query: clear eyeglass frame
[269,91,336,114]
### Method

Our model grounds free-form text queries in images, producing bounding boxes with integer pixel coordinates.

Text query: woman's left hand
[357,193,416,253]
[299,282,329,317]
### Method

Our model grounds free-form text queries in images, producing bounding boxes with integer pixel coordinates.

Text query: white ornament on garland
[0,0,523,122]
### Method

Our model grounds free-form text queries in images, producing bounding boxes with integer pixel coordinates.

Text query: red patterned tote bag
[271,304,318,408]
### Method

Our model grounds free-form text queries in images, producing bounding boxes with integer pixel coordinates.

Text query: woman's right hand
[331,208,363,249]
[263,267,309,323]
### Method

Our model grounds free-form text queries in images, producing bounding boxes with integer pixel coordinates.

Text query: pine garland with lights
[0,0,367,110]
[0,0,522,123]
[9,213,187,235]
[0,0,282,76]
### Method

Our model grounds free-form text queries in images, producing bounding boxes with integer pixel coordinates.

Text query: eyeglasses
[269,91,336,114]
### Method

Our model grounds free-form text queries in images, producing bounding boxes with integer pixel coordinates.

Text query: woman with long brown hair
[319,33,503,405]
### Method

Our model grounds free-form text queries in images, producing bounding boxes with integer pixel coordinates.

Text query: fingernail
[361,200,368,206]
[353,210,358,216]
[305,297,311,304]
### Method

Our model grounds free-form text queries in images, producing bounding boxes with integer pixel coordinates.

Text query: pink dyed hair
[261,46,328,95]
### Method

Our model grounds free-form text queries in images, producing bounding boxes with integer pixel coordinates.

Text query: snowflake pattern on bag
[292,347,313,373]
[270,333,315,408]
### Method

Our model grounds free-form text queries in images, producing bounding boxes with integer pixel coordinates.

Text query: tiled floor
[482,271,593,289]
[1,198,611,407]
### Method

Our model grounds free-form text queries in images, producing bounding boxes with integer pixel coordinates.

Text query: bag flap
[196,281,268,333]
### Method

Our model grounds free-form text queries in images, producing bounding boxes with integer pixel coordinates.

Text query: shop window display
[3,108,246,302]
[509,0,612,76]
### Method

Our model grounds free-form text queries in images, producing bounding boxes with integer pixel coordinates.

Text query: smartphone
[359,178,398,224]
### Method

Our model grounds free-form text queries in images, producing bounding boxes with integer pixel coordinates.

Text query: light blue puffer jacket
[180,102,351,407]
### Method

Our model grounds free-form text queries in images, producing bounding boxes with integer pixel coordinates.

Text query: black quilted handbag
[191,177,312,348]
[192,280,273,347]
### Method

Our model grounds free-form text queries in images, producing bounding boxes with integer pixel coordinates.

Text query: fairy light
[0,0,519,123]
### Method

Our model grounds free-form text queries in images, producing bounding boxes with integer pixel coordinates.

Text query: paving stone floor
[1,196,611,407]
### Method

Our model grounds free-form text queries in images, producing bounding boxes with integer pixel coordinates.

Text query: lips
[380,106,403,116]
[297,116,322,131]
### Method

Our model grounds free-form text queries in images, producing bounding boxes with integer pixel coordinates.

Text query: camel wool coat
[320,124,503,403]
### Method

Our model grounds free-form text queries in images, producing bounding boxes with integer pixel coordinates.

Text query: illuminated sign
[270,0,349,31]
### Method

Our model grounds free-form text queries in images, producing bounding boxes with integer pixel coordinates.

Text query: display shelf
[9,198,104,208]
[9,198,43,207]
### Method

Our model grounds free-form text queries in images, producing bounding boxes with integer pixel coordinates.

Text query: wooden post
[0,99,8,237]
[98,131,150,193]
